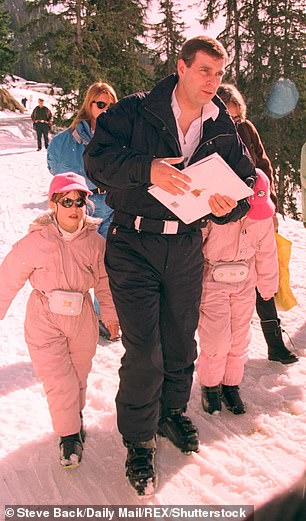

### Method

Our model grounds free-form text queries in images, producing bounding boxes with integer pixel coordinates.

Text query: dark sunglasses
[92,100,109,109]
[58,197,86,208]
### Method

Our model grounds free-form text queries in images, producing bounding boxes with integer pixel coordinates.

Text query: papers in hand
[148,152,254,224]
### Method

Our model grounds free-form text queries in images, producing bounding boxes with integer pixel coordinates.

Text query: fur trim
[28,211,101,232]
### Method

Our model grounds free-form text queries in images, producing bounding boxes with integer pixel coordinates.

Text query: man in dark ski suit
[84,36,256,495]
[31,98,52,151]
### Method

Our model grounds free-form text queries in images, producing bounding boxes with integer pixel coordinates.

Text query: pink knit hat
[48,172,93,200]
[247,168,275,220]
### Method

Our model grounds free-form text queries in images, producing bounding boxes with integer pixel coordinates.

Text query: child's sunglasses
[58,197,86,208]
[92,100,109,109]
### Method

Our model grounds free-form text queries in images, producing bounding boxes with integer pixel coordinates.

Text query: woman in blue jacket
[47,80,118,239]
[47,81,118,339]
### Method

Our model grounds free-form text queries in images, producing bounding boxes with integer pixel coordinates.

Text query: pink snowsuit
[197,216,278,387]
[0,213,117,436]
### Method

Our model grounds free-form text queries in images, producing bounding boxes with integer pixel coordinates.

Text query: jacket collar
[72,120,92,145]
[140,74,229,140]
[141,74,179,138]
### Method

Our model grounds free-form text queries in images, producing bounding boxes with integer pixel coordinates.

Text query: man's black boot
[221,385,246,415]
[124,438,157,496]
[158,407,199,454]
[261,319,299,364]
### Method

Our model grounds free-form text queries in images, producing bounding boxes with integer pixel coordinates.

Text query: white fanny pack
[44,289,85,316]
[211,261,249,283]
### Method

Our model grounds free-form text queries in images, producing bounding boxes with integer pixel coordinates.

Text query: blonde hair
[70,81,118,130]
[217,84,247,121]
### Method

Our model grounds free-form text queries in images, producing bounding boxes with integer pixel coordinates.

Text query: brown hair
[70,81,118,130]
[179,36,228,67]
[217,83,247,121]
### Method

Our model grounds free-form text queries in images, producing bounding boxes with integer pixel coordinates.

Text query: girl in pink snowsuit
[197,169,278,415]
[0,173,119,467]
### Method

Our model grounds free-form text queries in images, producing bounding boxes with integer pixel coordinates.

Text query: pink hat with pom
[247,168,275,220]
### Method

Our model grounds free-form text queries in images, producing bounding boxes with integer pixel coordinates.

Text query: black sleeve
[84,97,154,190]
[207,197,251,224]
[208,134,256,224]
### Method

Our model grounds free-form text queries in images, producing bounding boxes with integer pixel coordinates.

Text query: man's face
[177,51,226,108]
[38,100,44,107]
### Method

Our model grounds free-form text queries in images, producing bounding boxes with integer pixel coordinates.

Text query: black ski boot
[59,432,83,468]
[221,385,246,415]
[124,438,157,496]
[201,385,222,415]
[261,319,299,364]
[158,407,199,454]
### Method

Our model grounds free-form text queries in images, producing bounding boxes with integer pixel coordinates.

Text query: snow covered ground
[0,91,305,517]
[0,75,59,116]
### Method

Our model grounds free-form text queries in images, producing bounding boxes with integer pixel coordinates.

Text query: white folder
[148,152,254,224]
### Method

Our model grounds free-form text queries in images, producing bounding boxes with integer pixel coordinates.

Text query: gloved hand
[99,320,120,342]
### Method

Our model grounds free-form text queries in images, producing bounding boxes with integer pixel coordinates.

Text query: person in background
[31,98,52,151]
[217,83,298,364]
[198,169,278,416]
[84,36,256,496]
[0,173,118,468]
[47,81,118,341]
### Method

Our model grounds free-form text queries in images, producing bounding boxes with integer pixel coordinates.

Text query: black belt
[92,187,107,194]
[113,211,201,234]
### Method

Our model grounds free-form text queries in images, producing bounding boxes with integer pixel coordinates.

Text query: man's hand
[150,156,191,195]
[209,193,237,217]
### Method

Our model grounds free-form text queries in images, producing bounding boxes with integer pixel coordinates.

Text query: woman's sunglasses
[58,197,86,208]
[92,100,109,109]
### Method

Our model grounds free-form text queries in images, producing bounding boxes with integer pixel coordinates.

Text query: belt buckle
[134,215,143,232]
[162,220,179,234]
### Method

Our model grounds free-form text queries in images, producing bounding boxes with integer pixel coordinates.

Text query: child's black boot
[221,385,246,415]
[261,319,299,364]
[59,432,83,468]
[201,385,222,415]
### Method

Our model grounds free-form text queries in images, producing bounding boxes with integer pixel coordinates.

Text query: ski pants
[36,122,49,149]
[24,290,98,436]
[105,224,203,442]
[197,259,257,387]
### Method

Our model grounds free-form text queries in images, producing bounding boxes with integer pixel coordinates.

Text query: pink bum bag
[40,289,85,316]
[210,261,249,283]
[46,289,85,316]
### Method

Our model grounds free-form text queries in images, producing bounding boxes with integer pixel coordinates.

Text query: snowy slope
[0,106,305,514]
